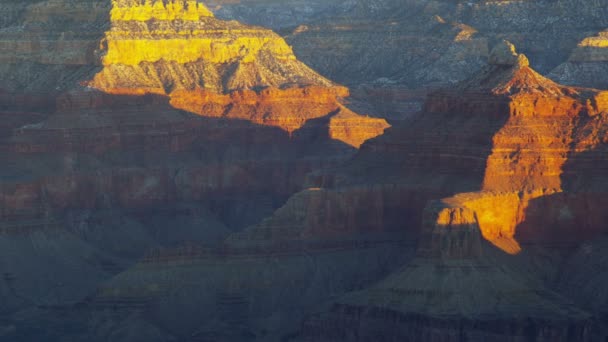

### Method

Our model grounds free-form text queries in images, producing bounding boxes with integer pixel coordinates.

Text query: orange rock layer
[235,44,608,255]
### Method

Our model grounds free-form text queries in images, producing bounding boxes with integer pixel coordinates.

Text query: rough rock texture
[89,0,334,93]
[0,0,389,144]
[1,2,608,342]
[295,200,593,342]
[550,30,608,90]
[207,44,608,340]
[210,0,608,118]
[242,43,608,258]
[82,0,389,143]
[49,41,605,341]
[0,2,389,340]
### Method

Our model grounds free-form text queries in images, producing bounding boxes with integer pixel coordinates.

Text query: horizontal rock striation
[209,42,608,339]
[0,2,389,338]
[88,0,331,94]
[82,0,390,144]
[550,30,608,90]
[209,0,608,119]
[294,200,593,341]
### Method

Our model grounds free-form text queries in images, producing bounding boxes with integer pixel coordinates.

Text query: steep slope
[295,200,592,342]
[89,0,333,94]
[550,30,608,90]
[166,41,608,340]
[0,2,389,339]
[78,40,608,342]
[208,0,608,118]
[234,41,608,256]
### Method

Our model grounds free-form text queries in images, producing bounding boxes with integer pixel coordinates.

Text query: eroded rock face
[242,43,608,257]
[295,200,593,342]
[82,0,389,143]
[550,30,608,90]
[215,44,608,340]
[89,0,329,93]
[0,2,389,339]
[209,0,608,119]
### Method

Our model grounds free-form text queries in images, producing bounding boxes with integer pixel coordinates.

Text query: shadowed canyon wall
[1,1,608,342]
[0,2,391,341]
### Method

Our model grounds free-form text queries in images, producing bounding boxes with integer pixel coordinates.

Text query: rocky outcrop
[235,43,608,257]
[0,0,388,144]
[0,3,390,339]
[204,43,608,339]
[550,30,608,89]
[209,0,608,119]
[294,200,593,342]
[83,0,389,142]
[89,0,332,94]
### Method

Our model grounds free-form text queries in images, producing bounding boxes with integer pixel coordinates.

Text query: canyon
[0,0,607,342]
[208,0,608,119]
[0,1,389,340]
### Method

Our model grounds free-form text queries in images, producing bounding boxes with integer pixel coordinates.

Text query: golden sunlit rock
[87,0,388,144]
[90,0,319,91]
[110,0,214,22]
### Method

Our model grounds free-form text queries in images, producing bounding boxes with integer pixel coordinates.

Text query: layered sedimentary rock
[83,0,388,142]
[295,200,593,342]
[0,0,109,92]
[72,41,608,341]
[280,0,608,84]
[209,0,608,119]
[0,2,389,340]
[0,0,388,143]
[239,41,608,256]
[89,0,330,93]
[550,30,608,90]
[204,42,608,339]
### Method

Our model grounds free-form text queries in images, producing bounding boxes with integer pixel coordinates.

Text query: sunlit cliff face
[93,0,301,90]
[104,0,295,66]
[84,0,389,147]
[426,42,608,255]
[110,0,214,21]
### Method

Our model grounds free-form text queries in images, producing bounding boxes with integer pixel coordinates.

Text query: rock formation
[90,0,331,94]
[1,2,608,342]
[210,0,608,119]
[295,200,593,342]
[237,41,608,255]
[550,30,608,89]
[0,2,388,340]
[205,42,608,340]
[67,40,608,342]
[87,0,388,143]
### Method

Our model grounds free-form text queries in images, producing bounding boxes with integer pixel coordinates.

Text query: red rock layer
[233,43,608,258]
[293,199,593,342]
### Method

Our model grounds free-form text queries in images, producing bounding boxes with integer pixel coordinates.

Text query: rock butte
[0,1,608,341]
[85,0,389,145]
[83,41,608,340]
[550,29,608,90]
[239,41,608,255]
[296,201,593,342]
[0,2,389,340]
[283,41,608,340]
